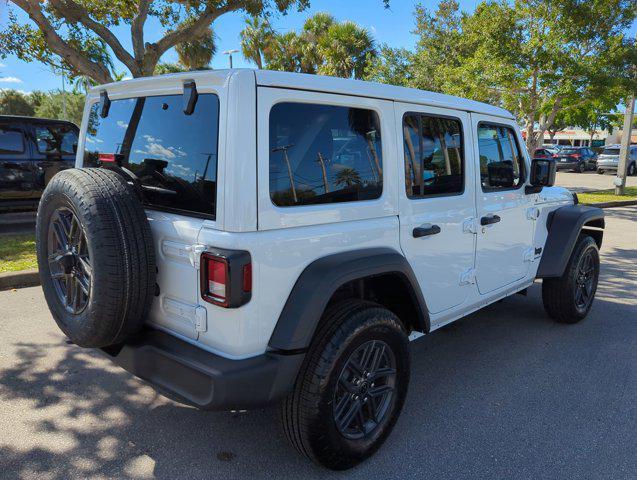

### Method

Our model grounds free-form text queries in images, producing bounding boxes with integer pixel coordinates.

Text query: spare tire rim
[333,339,397,440]
[575,250,596,310]
[47,207,91,314]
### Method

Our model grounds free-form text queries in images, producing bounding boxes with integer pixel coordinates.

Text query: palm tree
[335,167,362,188]
[318,22,375,79]
[240,16,274,69]
[175,26,217,70]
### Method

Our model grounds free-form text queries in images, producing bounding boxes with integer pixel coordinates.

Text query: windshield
[84,93,219,217]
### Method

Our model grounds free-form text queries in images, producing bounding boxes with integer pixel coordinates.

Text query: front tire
[542,235,600,323]
[628,162,636,176]
[577,162,586,173]
[281,300,410,470]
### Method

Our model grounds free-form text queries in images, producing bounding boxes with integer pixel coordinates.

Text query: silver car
[597,144,637,176]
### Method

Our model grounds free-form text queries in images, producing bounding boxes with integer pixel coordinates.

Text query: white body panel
[76,69,572,360]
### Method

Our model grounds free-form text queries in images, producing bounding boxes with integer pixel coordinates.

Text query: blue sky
[0,0,635,95]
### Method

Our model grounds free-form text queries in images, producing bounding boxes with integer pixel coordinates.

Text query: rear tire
[281,300,410,470]
[542,235,599,324]
[577,162,585,173]
[597,169,605,175]
[36,168,156,347]
[628,162,636,176]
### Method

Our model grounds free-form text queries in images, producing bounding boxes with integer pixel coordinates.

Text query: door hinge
[463,218,478,235]
[526,207,540,220]
[459,268,476,286]
[186,243,206,268]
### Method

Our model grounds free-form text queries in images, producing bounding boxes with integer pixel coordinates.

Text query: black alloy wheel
[47,206,92,314]
[333,339,397,440]
[574,249,596,311]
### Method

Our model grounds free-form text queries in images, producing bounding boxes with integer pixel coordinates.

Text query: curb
[0,269,40,291]
[582,200,637,208]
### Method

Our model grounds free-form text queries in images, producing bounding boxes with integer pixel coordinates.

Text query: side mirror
[526,158,556,194]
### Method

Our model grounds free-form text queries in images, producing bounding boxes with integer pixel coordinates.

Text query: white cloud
[0,63,6,68]
[116,120,129,129]
[134,142,176,160]
[0,76,23,84]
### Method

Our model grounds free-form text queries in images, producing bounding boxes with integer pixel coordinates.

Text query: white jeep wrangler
[36,70,604,470]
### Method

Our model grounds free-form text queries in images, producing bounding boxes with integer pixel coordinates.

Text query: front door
[396,104,476,315]
[471,114,534,294]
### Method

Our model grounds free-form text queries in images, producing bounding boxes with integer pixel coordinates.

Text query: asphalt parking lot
[1,206,636,480]
[555,170,637,192]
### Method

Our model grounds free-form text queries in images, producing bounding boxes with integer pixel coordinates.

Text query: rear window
[601,148,620,155]
[84,94,219,218]
[561,149,580,154]
[0,125,24,154]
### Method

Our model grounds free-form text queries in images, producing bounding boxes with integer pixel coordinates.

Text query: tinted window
[561,148,580,155]
[477,124,524,191]
[269,103,382,207]
[0,126,24,154]
[403,114,463,197]
[84,94,219,217]
[34,124,78,155]
[601,148,620,155]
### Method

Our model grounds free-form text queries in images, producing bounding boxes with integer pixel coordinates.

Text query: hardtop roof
[91,69,514,119]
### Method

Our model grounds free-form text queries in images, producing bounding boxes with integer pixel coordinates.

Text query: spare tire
[36,168,156,348]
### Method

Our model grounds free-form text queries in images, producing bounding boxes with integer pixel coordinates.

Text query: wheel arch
[267,248,430,352]
[536,205,604,279]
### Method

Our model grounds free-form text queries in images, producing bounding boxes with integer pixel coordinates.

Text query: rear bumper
[101,329,305,410]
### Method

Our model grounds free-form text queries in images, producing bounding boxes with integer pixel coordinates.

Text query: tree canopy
[1,1,314,84]
[366,0,636,152]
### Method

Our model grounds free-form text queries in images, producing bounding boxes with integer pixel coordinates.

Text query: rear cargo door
[81,86,222,340]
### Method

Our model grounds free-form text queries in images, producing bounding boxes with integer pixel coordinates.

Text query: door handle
[413,224,441,238]
[480,215,501,226]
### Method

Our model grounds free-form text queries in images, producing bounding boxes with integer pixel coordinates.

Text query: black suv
[0,116,79,211]
[554,146,597,173]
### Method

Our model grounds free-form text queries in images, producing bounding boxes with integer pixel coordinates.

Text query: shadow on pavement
[0,234,635,479]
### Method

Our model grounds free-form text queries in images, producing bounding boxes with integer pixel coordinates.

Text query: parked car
[533,148,557,160]
[0,116,79,211]
[554,146,597,173]
[596,144,637,175]
[35,70,604,470]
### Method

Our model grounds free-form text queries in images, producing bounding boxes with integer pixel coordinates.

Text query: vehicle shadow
[1,250,635,479]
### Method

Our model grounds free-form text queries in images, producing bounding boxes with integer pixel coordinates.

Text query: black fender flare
[536,205,604,278]
[267,247,429,352]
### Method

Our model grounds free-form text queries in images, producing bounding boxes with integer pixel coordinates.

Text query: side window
[403,113,463,197]
[0,125,25,154]
[477,124,524,191]
[34,125,78,155]
[269,102,383,207]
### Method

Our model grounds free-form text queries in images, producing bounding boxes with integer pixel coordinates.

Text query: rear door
[0,120,35,201]
[395,103,476,315]
[471,115,534,294]
[29,122,78,198]
[82,87,222,340]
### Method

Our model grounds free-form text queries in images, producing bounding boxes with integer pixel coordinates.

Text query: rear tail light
[569,154,581,158]
[200,250,252,308]
[552,154,558,158]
